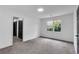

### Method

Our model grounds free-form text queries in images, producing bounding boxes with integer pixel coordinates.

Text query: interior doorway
[13,17,23,43]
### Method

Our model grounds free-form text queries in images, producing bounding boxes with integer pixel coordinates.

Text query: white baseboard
[0,43,13,50]
[23,36,39,42]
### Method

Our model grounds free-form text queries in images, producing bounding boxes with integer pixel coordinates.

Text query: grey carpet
[0,37,75,54]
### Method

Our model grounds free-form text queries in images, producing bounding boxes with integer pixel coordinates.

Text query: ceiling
[0,5,76,18]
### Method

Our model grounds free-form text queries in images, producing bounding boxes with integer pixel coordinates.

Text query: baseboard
[0,44,13,50]
[40,36,73,44]
[23,36,40,42]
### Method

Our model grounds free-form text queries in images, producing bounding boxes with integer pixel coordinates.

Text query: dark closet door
[77,6,79,53]
[13,21,17,36]
[18,20,23,39]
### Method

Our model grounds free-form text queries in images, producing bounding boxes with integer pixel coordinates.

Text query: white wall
[23,16,40,41]
[0,9,13,49]
[0,7,39,49]
[40,13,74,42]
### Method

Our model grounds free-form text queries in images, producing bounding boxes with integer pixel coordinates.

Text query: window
[47,21,53,31]
[53,20,61,32]
[47,20,61,32]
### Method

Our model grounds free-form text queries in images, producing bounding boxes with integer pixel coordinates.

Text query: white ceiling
[0,5,76,18]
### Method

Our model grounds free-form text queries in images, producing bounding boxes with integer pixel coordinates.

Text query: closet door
[18,20,23,39]
[13,21,17,36]
[77,6,79,53]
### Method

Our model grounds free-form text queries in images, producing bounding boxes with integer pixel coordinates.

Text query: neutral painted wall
[0,9,13,49]
[23,16,40,41]
[40,13,74,42]
[0,7,39,49]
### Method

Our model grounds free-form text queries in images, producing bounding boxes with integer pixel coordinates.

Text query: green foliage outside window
[53,20,61,32]
[47,20,61,32]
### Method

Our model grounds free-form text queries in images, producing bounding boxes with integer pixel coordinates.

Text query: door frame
[73,5,78,54]
[12,16,24,43]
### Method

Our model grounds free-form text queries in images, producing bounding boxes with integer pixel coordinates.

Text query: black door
[18,20,23,39]
[77,6,79,53]
[13,21,17,36]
